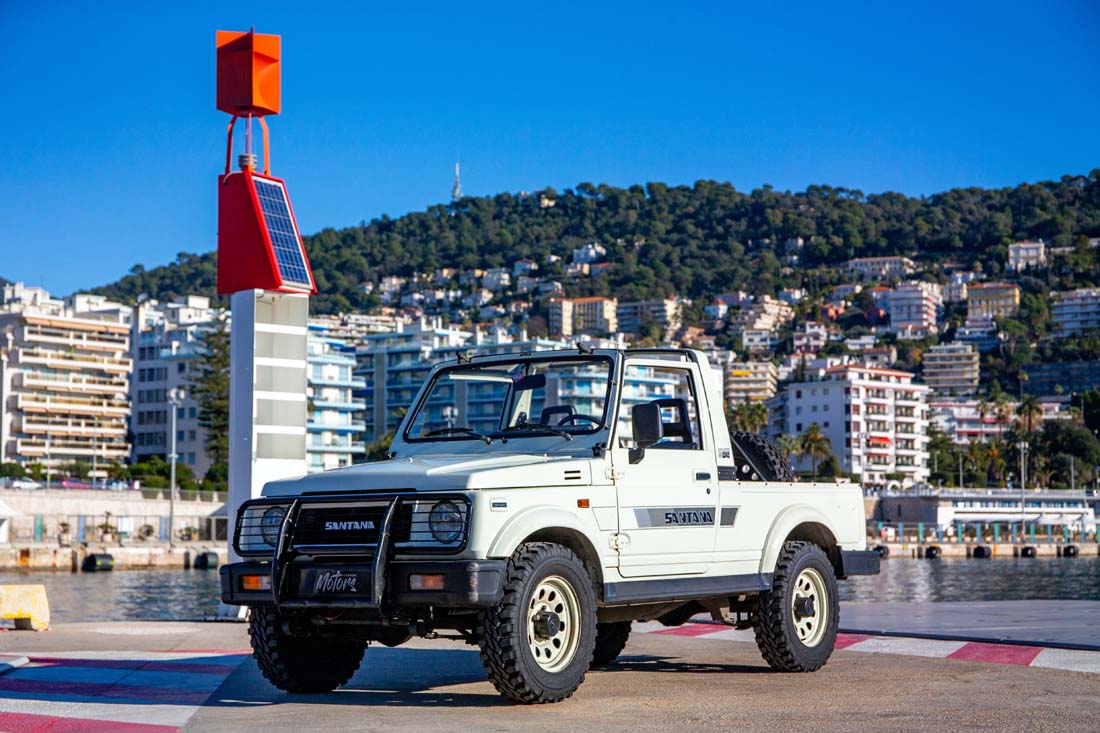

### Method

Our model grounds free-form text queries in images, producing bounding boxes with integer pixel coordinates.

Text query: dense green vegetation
[92,172,1100,315]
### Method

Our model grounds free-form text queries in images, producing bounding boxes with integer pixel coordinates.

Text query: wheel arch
[759,506,842,578]
[486,507,607,600]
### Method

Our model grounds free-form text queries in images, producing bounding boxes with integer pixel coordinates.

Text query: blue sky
[1,1,1098,295]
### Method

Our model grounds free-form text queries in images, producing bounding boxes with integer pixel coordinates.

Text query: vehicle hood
[261,453,595,497]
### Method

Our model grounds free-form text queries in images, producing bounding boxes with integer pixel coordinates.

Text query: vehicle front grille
[292,503,389,547]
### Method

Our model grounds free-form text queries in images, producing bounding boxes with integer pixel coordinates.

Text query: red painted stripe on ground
[28,656,240,675]
[164,649,251,655]
[0,711,177,733]
[0,677,210,705]
[834,633,872,649]
[948,642,1044,666]
[651,623,726,637]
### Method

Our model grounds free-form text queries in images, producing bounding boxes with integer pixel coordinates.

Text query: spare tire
[730,432,796,482]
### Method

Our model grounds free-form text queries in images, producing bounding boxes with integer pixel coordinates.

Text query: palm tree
[798,423,832,480]
[994,394,1014,436]
[777,434,799,468]
[976,398,990,443]
[730,402,769,434]
[1017,394,1043,434]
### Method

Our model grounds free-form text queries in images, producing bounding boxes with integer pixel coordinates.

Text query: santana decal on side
[634,507,717,527]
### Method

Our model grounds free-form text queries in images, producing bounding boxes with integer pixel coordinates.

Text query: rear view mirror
[513,373,547,391]
[629,403,663,463]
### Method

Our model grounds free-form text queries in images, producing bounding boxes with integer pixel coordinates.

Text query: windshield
[404,355,613,443]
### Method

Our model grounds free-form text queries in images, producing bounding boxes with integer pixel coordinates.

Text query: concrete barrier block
[0,585,50,631]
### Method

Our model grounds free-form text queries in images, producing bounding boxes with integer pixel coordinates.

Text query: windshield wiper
[501,421,573,441]
[424,427,493,444]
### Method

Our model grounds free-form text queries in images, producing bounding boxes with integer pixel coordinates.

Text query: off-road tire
[731,432,796,482]
[754,541,839,672]
[478,542,597,703]
[591,621,632,666]
[249,606,366,693]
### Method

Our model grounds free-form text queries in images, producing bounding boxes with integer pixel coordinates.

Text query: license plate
[297,567,371,597]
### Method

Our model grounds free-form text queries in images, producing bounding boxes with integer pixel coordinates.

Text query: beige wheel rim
[791,568,828,647]
[527,575,581,673]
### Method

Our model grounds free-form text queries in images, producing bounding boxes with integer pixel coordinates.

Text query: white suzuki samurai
[221,348,878,703]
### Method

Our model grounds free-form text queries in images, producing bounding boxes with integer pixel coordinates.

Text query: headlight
[428,501,464,543]
[260,505,287,546]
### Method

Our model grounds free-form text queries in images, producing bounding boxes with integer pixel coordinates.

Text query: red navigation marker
[215,30,314,295]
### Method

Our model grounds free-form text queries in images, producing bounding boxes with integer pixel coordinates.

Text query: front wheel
[753,541,839,672]
[478,542,597,703]
[249,607,366,693]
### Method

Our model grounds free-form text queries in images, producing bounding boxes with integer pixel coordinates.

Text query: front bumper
[839,549,881,577]
[220,558,506,609]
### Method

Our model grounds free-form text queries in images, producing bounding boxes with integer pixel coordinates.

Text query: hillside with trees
[91,172,1100,314]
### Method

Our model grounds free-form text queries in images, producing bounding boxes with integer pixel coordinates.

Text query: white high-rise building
[307,329,367,472]
[771,365,930,489]
[922,342,980,396]
[130,296,223,479]
[885,281,942,338]
[1052,288,1100,337]
[0,284,133,480]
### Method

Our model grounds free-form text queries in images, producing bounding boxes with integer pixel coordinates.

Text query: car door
[610,357,718,577]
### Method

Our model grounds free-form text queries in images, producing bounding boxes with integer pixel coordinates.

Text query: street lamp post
[1016,440,1028,524]
[168,388,187,548]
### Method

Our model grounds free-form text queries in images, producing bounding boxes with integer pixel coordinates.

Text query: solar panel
[253,177,313,289]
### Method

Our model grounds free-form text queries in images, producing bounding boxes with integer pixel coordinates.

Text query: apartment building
[885,281,942,337]
[930,398,1068,444]
[1007,240,1047,272]
[0,283,132,479]
[967,282,1020,321]
[724,360,779,404]
[548,297,617,338]
[1020,360,1100,397]
[772,366,930,488]
[307,329,367,472]
[793,322,829,353]
[846,256,915,281]
[921,342,979,396]
[130,296,222,478]
[616,299,683,337]
[1051,288,1100,337]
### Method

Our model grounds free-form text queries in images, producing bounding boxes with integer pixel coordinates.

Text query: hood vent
[564,469,583,481]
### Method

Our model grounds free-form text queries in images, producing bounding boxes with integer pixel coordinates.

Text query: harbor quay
[0,487,226,569]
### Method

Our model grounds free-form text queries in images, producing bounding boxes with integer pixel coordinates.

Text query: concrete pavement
[0,620,1095,732]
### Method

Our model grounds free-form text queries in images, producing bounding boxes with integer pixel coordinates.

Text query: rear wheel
[478,542,597,703]
[753,541,838,672]
[591,621,632,666]
[249,607,366,693]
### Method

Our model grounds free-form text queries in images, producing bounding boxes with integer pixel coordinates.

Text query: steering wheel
[556,414,600,426]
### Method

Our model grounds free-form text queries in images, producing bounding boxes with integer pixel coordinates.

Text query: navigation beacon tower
[215,29,312,569]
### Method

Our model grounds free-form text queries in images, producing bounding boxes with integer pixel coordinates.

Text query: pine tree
[188,316,231,484]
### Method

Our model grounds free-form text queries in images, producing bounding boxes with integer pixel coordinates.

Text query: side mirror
[629,403,663,464]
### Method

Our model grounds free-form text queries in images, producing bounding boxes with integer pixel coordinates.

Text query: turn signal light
[577,499,590,508]
[409,573,446,591]
[241,574,272,591]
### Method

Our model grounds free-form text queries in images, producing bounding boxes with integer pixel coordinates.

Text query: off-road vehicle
[221,348,878,703]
